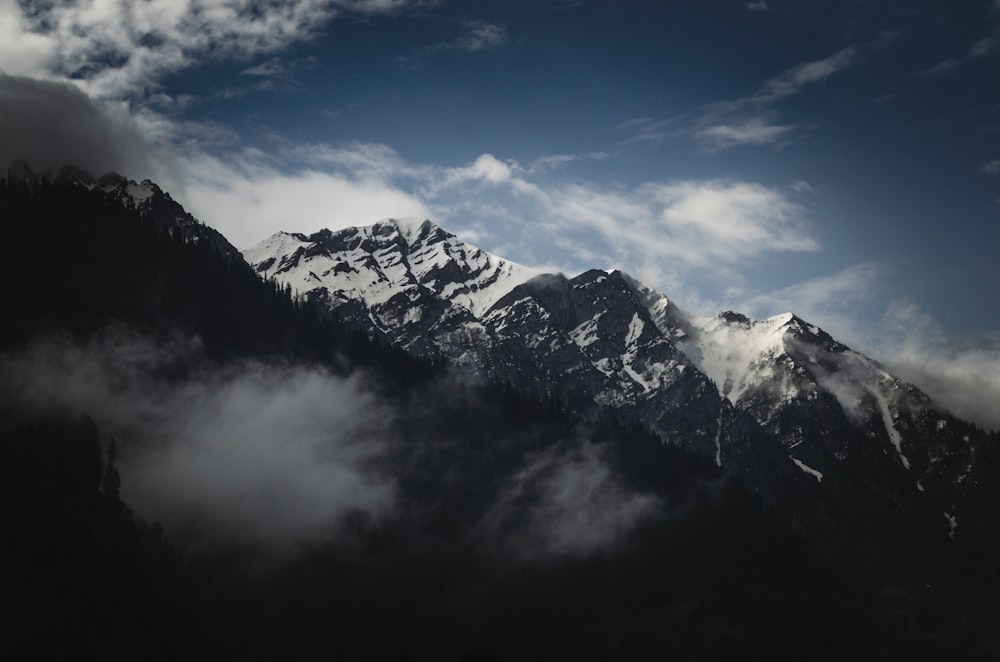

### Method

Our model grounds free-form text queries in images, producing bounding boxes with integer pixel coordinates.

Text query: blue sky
[2,0,999,422]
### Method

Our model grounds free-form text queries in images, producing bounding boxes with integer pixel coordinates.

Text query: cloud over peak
[0,74,156,176]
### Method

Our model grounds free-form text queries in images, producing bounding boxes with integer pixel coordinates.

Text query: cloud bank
[479,441,662,559]
[880,302,1000,432]
[742,272,1000,432]
[0,330,397,556]
[0,75,156,177]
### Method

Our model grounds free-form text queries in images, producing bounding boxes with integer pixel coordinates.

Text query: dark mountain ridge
[2,166,999,659]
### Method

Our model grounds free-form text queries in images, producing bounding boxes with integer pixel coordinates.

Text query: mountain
[20,161,241,260]
[245,219,996,553]
[5,168,1000,658]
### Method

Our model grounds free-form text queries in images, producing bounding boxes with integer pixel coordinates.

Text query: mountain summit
[246,219,990,549]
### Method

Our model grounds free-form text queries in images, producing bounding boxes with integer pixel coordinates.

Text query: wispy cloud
[746,1,771,12]
[615,116,682,144]
[396,19,508,66]
[181,147,431,249]
[478,442,661,558]
[968,35,999,59]
[455,20,508,52]
[694,118,796,150]
[880,301,1000,432]
[537,179,817,269]
[739,263,886,345]
[910,58,962,78]
[241,58,291,78]
[738,269,1000,431]
[690,46,858,150]
[910,14,1000,80]
[979,159,1000,175]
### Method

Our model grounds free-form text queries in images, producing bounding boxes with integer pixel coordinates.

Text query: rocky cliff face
[244,218,993,552]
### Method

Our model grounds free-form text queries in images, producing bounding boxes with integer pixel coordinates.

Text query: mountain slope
[4,168,944,661]
[5,168,1000,658]
[245,219,996,552]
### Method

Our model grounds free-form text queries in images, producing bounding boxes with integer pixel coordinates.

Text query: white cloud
[180,149,430,249]
[738,274,1000,431]
[535,180,817,272]
[479,442,661,558]
[442,153,515,186]
[615,116,681,144]
[695,117,795,149]
[746,1,770,12]
[0,0,433,101]
[739,263,885,345]
[456,20,508,52]
[911,58,962,78]
[170,141,821,299]
[693,46,857,150]
[968,36,999,59]
[880,302,1000,432]
[527,154,578,172]
[711,46,858,114]
[395,18,508,65]
[241,58,290,78]
[776,47,858,91]
[0,331,399,556]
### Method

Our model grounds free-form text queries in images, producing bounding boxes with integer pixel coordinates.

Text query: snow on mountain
[7,163,990,552]
[686,311,801,404]
[245,218,540,316]
[245,217,987,545]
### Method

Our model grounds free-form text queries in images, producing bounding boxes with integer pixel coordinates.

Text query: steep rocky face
[684,311,979,540]
[243,219,539,361]
[242,218,993,551]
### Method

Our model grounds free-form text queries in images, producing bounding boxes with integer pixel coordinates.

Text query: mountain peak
[380,216,434,242]
[718,310,751,325]
[244,218,541,319]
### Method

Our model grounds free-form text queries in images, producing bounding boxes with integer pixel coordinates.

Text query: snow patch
[570,315,602,348]
[685,312,792,403]
[125,182,155,203]
[790,457,823,482]
[244,220,542,320]
[868,385,910,469]
[944,512,958,540]
[625,313,644,347]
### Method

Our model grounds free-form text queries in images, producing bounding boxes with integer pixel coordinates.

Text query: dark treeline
[1,175,998,660]
[0,173,433,380]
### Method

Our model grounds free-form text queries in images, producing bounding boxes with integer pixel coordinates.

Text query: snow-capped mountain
[245,218,989,547]
[243,219,540,361]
